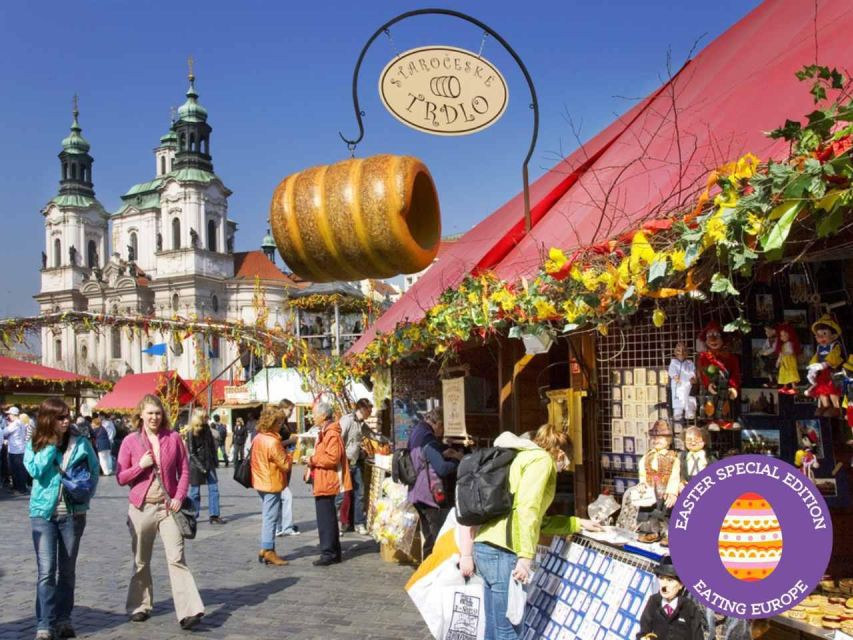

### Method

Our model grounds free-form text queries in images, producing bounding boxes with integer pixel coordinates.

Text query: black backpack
[455,448,517,526]
[392,448,418,487]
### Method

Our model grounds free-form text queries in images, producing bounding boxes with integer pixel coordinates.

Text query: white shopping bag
[506,577,526,626]
[438,573,486,640]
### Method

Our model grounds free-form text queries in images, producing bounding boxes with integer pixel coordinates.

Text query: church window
[81,344,88,362]
[71,164,77,180]
[212,295,219,313]
[210,336,220,359]
[54,339,62,362]
[190,133,196,152]
[202,138,209,154]
[172,218,181,249]
[180,133,186,151]
[207,219,217,251]
[111,328,121,359]
[172,293,180,312]
[87,240,97,268]
[53,239,62,267]
[129,233,138,261]
[62,163,68,180]
[160,156,166,175]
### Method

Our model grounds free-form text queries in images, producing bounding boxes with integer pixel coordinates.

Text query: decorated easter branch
[341,65,853,377]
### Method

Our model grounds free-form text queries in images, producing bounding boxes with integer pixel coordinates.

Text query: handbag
[56,436,94,505]
[233,442,253,489]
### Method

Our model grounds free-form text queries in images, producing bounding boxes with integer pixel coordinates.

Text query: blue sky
[0,0,761,319]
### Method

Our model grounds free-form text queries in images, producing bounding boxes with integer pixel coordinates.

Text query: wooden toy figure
[637,420,680,544]
[637,556,704,640]
[806,315,844,417]
[675,427,715,493]
[775,323,801,395]
[668,342,696,423]
[758,326,779,387]
[795,434,819,482]
[835,355,853,443]
[697,321,741,430]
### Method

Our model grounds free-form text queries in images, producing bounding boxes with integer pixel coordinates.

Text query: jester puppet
[806,315,844,417]
[697,321,741,430]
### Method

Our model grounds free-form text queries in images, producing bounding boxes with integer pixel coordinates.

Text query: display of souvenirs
[370,477,419,553]
[757,326,779,387]
[838,356,853,439]
[675,427,715,492]
[775,323,801,394]
[637,556,704,640]
[667,342,697,422]
[806,315,844,417]
[697,321,742,430]
[636,421,679,544]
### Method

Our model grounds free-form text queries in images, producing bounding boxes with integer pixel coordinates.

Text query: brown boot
[261,550,288,566]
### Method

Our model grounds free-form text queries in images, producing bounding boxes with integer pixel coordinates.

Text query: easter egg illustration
[718,492,783,581]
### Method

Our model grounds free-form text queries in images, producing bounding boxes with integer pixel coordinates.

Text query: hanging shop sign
[442,376,467,437]
[224,384,253,405]
[379,45,509,136]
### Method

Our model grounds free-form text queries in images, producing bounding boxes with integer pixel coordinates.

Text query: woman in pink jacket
[116,394,204,630]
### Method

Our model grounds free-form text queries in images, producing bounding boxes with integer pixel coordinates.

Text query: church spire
[58,94,95,197]
[173,57,213,172]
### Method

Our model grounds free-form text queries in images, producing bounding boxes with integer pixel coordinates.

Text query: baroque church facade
[35,71,303,382]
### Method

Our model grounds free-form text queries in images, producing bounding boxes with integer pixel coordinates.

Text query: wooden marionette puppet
[794,433,819,482]
[774,323,801,395]
[697,321,742,430]
[667,342,696,424]
[806,315,844,417]
[835,355,853,443]
[637,420,680,544]
[758,326,779,387]
[674,426,716,493]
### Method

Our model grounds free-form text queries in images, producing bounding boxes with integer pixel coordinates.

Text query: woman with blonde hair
[250,404,291,566]
[116,394,204,630]
[458,423,601,640]
[186,408,226,525]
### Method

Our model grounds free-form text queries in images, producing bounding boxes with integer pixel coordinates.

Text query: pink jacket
[116,429,190,508]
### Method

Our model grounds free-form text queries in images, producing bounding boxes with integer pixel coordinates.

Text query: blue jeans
[474,542,520,640]
[277,486,295,533]
[31,514,87,633]
[258,491,281,550]
[334,463,365,526]
[189,471,220,518]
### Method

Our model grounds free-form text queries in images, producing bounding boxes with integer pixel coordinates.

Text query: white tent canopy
[246,367,372,405]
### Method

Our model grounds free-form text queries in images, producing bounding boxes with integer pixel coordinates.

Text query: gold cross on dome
[72,93,79,115]
[187,55,194,79]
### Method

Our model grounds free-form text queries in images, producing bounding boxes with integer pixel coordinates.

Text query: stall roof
[0,356,106,387]
[351,0,853,354]
[248,367,372,405]
[185,379,229,407]
[96,371,194,411]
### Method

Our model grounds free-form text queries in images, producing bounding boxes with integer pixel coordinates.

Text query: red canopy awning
[185,379,229,408]
[0,355,106,387]
[96,371,194,412]
[351,0,853,354]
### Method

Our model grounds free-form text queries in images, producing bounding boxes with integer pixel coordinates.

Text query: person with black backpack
[456,424,601,639]
[407,407,463,558]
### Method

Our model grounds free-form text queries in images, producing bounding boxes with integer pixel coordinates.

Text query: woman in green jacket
[24,398,99,640]
[459,424,600,640]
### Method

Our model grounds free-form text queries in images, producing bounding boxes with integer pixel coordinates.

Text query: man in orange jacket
[306,401,352,566]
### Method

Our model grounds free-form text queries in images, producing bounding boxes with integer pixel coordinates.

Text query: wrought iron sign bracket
[339,8,540,232]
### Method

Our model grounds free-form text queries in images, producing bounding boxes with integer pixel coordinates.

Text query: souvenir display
[775,322,801,394]
[839,356,853,439]
[667,342,696,423]
[674,427,715,493]
[806,315,844,417]
[795,433,820,482]
[697,321,742,430]
[521,537,657,640]
[270,154,441,282]
[636,421,679,544]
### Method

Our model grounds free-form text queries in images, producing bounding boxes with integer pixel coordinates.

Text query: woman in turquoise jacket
[24,398,99,640]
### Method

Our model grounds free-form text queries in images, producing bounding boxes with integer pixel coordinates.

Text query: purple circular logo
[669,455,832,618]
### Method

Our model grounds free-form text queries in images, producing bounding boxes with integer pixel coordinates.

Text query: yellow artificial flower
[534,299,558,319]
[580,269,601,292]
[467,292,479,305]
[629,231,656,274]
[544,247,568,274]
[733,153,760,180]
[703,211,727,247]
[669,250,687,272]
[713,190,738,209]
[745,212,763,236]
[490,288,517,312]
[570,265,583,282]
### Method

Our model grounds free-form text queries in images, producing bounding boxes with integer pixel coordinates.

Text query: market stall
[0,355,110,412]
[95,370,193,418]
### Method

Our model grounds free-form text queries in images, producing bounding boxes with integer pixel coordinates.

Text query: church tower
[35,97,109,371]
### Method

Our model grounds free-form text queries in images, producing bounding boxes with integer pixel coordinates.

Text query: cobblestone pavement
[0,467,432,640]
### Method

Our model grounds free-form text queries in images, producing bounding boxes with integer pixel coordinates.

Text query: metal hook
[477,31,489,59]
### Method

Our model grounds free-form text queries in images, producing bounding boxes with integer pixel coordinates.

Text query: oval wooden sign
[379,45,509,136]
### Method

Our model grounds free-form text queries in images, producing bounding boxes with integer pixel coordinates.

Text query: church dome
[177,74,208,123]
[261,229,276,250]
[160,128,178,146]
[62,109,90,155]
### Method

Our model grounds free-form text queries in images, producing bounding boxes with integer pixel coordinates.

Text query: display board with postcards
[521,536,657,640]
[609,366,671,459]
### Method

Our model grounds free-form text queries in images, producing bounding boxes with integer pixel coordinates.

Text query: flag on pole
[142,343,167,356]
